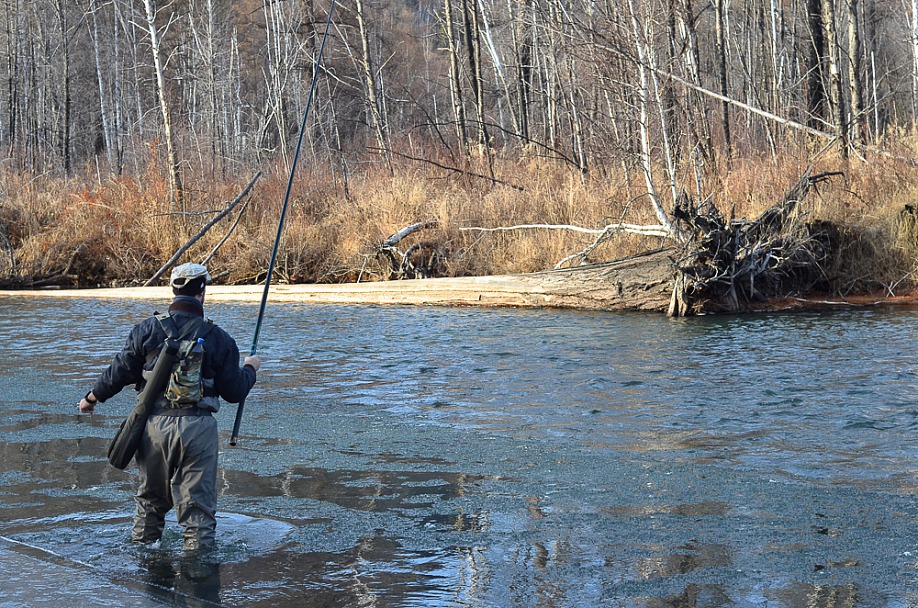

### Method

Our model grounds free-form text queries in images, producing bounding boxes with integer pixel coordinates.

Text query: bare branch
[383,221,439,247]
[143,172,262,287]
[374,147,525,191]
[460,223,670,237]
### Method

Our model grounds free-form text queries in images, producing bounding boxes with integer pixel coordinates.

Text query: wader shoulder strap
[154,313,205,341]
[196,319,216,341]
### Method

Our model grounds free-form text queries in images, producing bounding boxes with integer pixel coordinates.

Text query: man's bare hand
[244,355,261,372]
[79,392,97,413]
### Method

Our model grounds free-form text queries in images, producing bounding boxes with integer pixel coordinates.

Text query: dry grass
[3,139,918,294]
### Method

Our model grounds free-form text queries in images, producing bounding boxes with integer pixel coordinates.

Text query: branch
[372,147,525,191]
[201,197,253,266]
[151,209,226,217]
[143,172,262,287]
[382,221,439,247]
[460,223,670,237]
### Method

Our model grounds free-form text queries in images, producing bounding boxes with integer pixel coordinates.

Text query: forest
[2,0,918,311]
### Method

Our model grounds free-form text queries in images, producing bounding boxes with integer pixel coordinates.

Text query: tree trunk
[913,0,918,120]
[89,0,115,172]
[626,0,677,236]
[514,0,532,143]
[806,0,827,127]
[4,0,19,153]
[142,0,184,210]
[678,0,715,164]
[846,0,863,148]
[443,0,469,155]
[52,0,71,175]
[354,0,389,164]
[714,0,732,161]
[822,0,848,156]
[461,0,488,152]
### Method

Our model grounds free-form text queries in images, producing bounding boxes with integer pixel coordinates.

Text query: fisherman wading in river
[78,263,260,551]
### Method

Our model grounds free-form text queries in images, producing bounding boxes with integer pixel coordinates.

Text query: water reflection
[222,466,495,512]
[635,543,733,579]
[140,552,223,608]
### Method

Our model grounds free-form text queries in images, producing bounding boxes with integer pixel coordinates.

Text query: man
[79,263,260,551]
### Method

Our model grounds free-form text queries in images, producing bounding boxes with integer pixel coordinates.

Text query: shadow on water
[5,299,918,606]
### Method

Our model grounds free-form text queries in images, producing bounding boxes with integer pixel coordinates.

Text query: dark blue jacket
[92,301,256,405]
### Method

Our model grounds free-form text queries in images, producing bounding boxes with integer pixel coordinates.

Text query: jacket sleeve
[91,321,152,403]
[210,328,256,404]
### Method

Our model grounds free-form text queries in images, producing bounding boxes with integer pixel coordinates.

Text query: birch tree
[354,0,388,159]
[141,0,184,210]
[443,0,470,154]
[822,0,847,155]
[845,0,862,148]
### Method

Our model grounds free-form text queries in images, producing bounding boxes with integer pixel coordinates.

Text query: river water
[1,296,917,607]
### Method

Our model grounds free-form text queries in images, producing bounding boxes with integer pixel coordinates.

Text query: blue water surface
[1,296,917,607]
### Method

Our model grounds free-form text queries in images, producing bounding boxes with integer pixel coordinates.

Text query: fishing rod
[230,1,336,446]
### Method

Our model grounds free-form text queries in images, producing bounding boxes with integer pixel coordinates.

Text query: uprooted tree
[667,170,842,316]
[367,169,843,316]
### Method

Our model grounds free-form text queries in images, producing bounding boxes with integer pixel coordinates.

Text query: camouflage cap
[170,263,211,289]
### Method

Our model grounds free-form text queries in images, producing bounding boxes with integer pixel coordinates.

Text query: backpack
[154,313,215,407]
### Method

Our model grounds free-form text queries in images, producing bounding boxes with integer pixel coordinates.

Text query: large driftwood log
[513,248,675,311]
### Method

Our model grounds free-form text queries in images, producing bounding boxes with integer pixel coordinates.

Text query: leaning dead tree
[144,172,261,286]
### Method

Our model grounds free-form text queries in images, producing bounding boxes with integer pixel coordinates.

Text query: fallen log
[0,248,677,311]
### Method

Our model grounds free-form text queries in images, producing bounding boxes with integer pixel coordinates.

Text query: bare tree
[806,0,828,128]
[141,0,184,210]
[714,0,732,161]
[627,0,677,236]
[88,0,115,173]
[845,0,863,148]
[354,0,389,161]
[822,0,848,155]
[443,0,469,154]
[461,0,489,152]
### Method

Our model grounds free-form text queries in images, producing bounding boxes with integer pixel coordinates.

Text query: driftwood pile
[374,221,446,280]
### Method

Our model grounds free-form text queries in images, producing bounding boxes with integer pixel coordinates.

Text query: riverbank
[3,274,918,314]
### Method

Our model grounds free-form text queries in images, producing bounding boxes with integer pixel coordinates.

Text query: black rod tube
[231,3,336,446]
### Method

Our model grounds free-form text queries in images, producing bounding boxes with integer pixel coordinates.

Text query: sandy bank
[2,267,917,314]
[0,275,578,308]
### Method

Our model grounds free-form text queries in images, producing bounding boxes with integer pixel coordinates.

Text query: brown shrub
[2,141,917,295]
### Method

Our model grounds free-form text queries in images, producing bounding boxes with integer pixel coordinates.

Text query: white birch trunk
[88,0,114,172]
[141,0,183,210]
[627,0,676,237]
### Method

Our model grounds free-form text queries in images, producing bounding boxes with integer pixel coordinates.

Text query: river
[1,296,917,607]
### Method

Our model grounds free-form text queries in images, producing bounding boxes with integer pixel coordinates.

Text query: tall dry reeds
[2,139,918,295]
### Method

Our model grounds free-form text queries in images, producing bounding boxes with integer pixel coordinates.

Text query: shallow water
[2,297,918,607]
